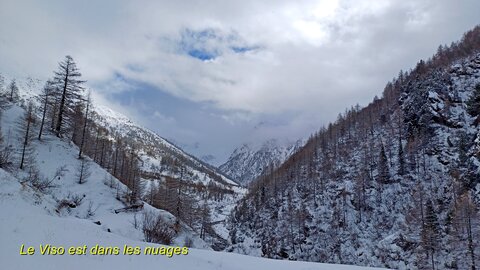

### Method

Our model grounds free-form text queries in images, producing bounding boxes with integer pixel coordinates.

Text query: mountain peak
[219,138,304,186]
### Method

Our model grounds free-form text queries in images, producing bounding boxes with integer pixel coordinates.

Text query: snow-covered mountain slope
[89,103,246,250]
[0,169,385,270]
[228,46,480,268]
[5,76,246,250]
[5,75,237,189]
[93,104,238,186]
[0,104,209,248]
[219,139,304,186]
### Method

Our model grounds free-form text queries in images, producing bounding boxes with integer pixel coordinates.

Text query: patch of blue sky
[179,28,258,61]
[180,28,219,60]
[187,49,217,61]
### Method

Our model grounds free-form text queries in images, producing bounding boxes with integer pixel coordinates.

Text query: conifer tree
[78,91,91,159]
[37,80,54,140]
[8,79,19,102]
[18,102,36,170]
[398,135,405,176]
[467,84,480,118]
[422,200,441,270]
[378,143,390,184]
[458,131,470,167]
[198,200,211,240]
[52,55,85,137]
[70,101,85,144]
[454,194,478,270]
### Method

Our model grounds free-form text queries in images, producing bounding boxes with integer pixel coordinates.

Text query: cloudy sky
[1,0,479,164]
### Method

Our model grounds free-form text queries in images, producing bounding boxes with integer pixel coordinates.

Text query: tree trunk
[38,95,48,140]
[113,146,118,177]
[467,204,476,270]
[78,100,89,158]
[20,120,31,170]
[50,98,57,131]
[56,68,69,137]
[78,161,84,184]
[430,250,435,270]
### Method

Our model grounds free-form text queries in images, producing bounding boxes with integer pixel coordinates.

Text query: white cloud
[1,0,479,161]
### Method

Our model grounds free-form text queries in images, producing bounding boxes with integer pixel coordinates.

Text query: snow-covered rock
[220,139,304,186]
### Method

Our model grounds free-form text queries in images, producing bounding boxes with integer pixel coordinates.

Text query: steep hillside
[220,139,304,186]
[91,102,245,250]
[93,105,237,187]
[2,72,245,251]
[0,104,208,249]
[228,27,480,269]
[5,74,237,188]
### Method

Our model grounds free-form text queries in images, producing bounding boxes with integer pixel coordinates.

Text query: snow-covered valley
[0,104,384,270]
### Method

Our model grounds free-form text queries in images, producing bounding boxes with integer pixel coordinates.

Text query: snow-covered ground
[0,177,382,270]
[0,170,386,270]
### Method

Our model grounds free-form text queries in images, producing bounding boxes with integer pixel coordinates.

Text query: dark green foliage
[458,131,470,167]
[422,200,441,270]
[378,143,390,184]
[467,84,480,118]
[422,200,441,250]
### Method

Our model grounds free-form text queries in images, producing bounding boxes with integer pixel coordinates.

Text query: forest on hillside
[228,25,480,270]
[0,56,239,249]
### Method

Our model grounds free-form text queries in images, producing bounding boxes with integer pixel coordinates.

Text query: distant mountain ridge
[219,138,304,186]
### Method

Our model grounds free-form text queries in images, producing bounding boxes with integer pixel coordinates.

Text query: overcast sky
[1,0,479,165]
